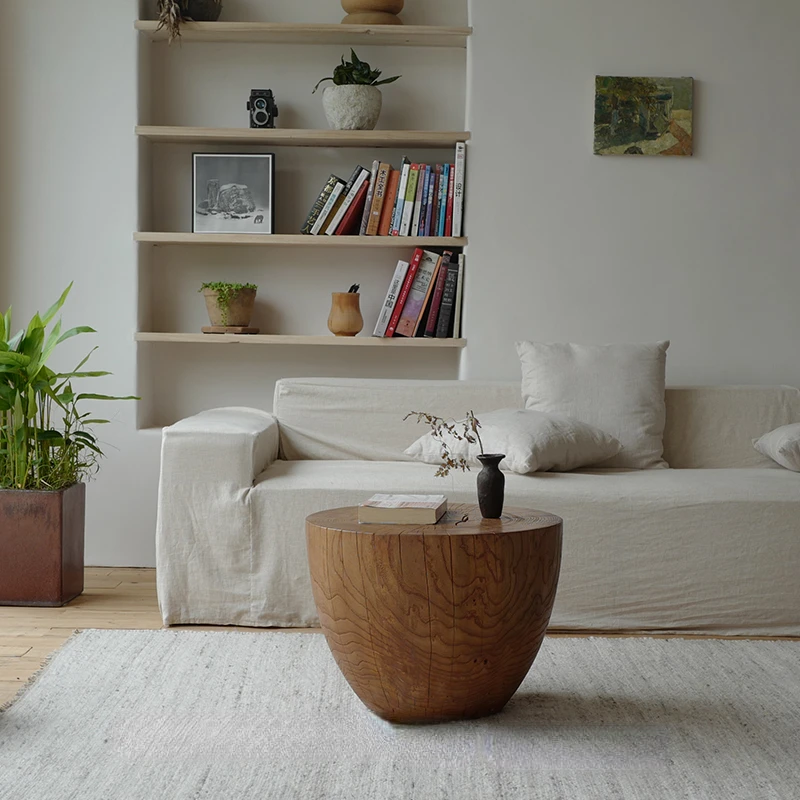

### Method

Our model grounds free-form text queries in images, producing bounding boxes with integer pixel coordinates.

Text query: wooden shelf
[135,21,472,48]
[134,233,467,248]
[136,126,469,149]
[136,333,466,348]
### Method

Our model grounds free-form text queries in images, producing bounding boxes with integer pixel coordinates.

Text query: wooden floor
[2,568,797,707]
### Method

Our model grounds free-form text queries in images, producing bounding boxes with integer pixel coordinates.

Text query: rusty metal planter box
[0,483,85,606]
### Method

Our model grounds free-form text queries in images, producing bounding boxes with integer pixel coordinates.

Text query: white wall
[3,0,799,566]
[464,0,800,387]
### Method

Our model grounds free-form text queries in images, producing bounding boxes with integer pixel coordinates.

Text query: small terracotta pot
[328,293,363,336]
[341,0,404,25]
[203,287,257,327]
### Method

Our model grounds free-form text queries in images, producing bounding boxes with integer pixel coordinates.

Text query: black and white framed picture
[193,153,275,234]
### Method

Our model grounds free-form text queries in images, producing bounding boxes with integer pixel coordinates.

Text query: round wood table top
[306,504,563,538]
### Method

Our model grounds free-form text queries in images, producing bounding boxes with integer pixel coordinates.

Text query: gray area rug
[1,630,798,799]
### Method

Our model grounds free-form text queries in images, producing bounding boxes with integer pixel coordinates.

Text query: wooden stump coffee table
[306,504,562,724]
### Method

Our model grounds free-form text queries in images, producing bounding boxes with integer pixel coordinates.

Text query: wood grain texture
[306,505,563,723]
[134,21,472,48]
[136,126,470,149]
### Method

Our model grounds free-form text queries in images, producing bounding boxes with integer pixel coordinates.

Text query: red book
[334,180,370,235]
[445,164,455,237]
[385,248,424,338]
[424,251,452,337]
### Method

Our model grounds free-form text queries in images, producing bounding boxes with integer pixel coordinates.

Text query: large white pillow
[516,341,670,470]
[404,408,622,474]
[753,424,800,472]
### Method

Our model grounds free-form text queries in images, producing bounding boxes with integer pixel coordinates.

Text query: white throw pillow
[753,424,800,472]
[404,408,622,474]
[516,341,670,470]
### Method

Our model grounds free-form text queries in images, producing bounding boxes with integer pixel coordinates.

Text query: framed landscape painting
[594,77,694,156]
[193,153,275,234]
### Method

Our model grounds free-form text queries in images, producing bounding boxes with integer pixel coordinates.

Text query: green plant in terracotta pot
[0,284,137,606]
[313,49,401,130]
[156,0,223,43]
[200,282,258,327]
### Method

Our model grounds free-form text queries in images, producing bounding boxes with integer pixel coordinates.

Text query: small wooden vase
[328,293,363,337]
[341,0,404,25]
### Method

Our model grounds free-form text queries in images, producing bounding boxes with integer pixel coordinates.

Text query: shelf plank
[135,21,472,48]
[136,333,466,348]
[134,233,467,248]
[136,126,469,149]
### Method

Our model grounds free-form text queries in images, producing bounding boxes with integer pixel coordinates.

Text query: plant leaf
[41,283,73,326]
[57,326,96,344]
[374,75,401,87]
[76,393,138,402]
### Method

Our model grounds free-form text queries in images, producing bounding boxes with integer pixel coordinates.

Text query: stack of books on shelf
[373,248,465,340]
[301,143,466,237]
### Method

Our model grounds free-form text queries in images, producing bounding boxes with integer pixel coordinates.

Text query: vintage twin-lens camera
[247,89,278,129]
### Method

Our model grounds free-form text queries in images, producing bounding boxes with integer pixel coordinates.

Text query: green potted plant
[157,0,223,44]
[0,284,136,606]
[313,49,401,130]
[200,282,258,328]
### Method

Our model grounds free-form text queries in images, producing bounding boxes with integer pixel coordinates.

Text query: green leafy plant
[313,49,401,94]
[0,284,137,491]
[156,0,223,44]
[405,410,483,478]
[199,282,257,327]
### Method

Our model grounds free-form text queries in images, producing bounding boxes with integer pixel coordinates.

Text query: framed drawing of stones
[193,153,276,234]
[594,77,693,156]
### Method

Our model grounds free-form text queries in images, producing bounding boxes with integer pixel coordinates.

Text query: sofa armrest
[160,407,279,488]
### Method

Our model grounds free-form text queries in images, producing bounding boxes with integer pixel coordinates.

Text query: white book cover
[373,260,409,337]
[452,142,466,238]
[359,160,380,235]
[311,181,344,235]
[453,254,465,338]
[391,160,411,236]
[361,494,446,510]
[325,168,369,235]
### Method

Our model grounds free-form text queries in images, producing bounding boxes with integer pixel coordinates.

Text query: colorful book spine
[452,253,465,338]
[359,160,380,236]
[334,179,370,235]
[365,162,391,236]
[326,167,369,235]
[437,164,450,236]
[452,143,466,238]
[378,169,400,236]
[435,257,460,338]
[385,248,423,338]
[423,251,452,337]
[411,164,427,237]
[429,166,443,236]
[391,158,411,236]
[423,166,438,237]
[445,163,455,237]
[301,175,340,235]
[373,260,410,337]
[399,164,420,236]
[311,180,345,235]
[394,250,439,337]
[417,166,431,236]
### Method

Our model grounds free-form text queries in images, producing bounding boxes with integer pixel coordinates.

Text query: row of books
[301,143,466,238]
[373,248,464,339]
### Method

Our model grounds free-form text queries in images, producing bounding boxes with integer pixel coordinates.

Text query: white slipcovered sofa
[156,378,800,635]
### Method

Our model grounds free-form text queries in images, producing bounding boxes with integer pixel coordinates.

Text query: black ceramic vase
[477,454,505,519]
[185,0,223,21]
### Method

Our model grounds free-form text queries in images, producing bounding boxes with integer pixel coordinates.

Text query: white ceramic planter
[323,85,383,131]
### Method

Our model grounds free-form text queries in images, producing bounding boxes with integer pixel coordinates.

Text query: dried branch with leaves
[404,410,483,478]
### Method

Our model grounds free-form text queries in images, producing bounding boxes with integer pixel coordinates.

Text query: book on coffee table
[358,494,447,525]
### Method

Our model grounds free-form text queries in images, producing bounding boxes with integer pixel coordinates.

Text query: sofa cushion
[274,378,522,461]
[664,386,800,468]
[252,460,800,634]
[404,408,621,474]
[754,423,800,472]
[516,341,670,469]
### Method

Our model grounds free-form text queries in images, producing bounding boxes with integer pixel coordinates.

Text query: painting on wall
[594,76,694,156]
